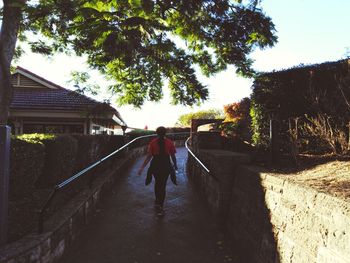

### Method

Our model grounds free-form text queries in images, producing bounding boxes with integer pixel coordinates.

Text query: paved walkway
[60,147,235,263]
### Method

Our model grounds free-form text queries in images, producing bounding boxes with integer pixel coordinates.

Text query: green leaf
[19,0,276,107]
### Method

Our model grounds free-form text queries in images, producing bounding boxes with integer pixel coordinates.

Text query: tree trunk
[0,0,24,124]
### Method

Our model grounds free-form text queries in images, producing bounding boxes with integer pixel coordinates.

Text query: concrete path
[60,147,235,263]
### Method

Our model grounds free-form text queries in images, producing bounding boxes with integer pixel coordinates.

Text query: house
[8,67,127,135]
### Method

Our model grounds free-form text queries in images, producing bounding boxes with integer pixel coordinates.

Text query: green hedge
[71,135,97,172]
[10,134,129,192]
[126,129,156,148]
[250,99,269,147]
[10,136,45,196]
[35,134,78,187]
[10,131,187,194]
[127,129,156,139]
[126,127,190,149]
[72,135,126,172]
[165,127,190,141]
[251,59,350,149]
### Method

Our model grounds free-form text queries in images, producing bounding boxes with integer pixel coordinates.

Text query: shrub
[92,135,126,168]
[176,109,224,127]
[250,100,270,147]
[107,135,127,155]
[165,127,190,141]
[10,137,45,196]
[127,128,190,148]
[222,98,252,143]
[34,134,78,187]
[251,59,350,154]
[72,135,97,172]
[302,114,349,155]
[126,129,156,148]
[166,127,190,134]
[72,135,127,173]
[16,133,56,142]
[127,129,156,138]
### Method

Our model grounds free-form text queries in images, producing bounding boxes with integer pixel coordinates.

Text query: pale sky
[15,0,350,130]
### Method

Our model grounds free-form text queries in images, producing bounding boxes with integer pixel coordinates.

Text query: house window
[45,125,64,134]
[23,124,84,134]
[67,125,84,134]
[23,124,44,134]
[92,125,100,135]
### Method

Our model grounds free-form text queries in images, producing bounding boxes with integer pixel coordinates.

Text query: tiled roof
[10,88,114,111]
[10,67,127,125]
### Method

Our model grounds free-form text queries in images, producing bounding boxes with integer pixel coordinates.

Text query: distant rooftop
[10,67,127,126]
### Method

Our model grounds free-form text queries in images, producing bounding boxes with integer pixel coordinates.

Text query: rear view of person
[137,126,177,216]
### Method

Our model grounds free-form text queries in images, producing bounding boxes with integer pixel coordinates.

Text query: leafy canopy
[20,0,276,107]
[176,109,224,127]
[224,97,251,122]
[222,97,252,141]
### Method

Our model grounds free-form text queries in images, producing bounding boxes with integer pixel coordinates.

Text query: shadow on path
[59,147,235,263]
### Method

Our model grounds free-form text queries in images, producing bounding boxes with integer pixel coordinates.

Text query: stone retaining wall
[187,149,249,224]
[187,147,350,263]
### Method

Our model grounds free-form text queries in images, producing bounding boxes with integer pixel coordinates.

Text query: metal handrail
[38,132,189,233]
[185,137,210,173]
[185,137,218,181]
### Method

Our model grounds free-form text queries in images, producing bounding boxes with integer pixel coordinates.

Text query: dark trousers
[154,172,169,207]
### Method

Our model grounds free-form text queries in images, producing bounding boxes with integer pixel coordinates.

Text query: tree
[0,0,277,124]
[222,97,252,141]
[224,97,251,122]
[176,109,223,127]
[0,0,25,124]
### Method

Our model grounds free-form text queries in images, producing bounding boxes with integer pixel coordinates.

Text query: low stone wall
[0,144,150,263]
[226,165,278,262]
[188,150,350,263]
[187,149,250,224]
[261,170,350,263]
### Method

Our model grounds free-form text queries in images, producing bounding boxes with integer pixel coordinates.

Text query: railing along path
[38,132,211,233]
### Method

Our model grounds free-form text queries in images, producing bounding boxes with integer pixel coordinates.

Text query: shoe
[157,208,164,217]
[154,204,164,217]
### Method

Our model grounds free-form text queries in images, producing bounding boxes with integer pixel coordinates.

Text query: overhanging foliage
[250,59,350,147]
[16,0,277,107]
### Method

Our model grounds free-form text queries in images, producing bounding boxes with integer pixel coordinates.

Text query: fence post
[0,125,10,245]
